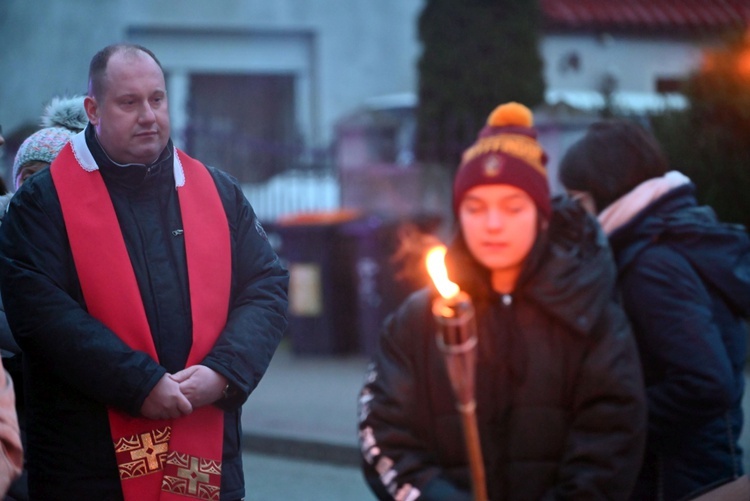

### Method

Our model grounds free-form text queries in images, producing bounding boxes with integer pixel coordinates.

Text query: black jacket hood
[446,195,617,335]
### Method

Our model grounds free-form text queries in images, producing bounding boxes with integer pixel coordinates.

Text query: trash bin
[340,213,442,357]
[276,210,362,356]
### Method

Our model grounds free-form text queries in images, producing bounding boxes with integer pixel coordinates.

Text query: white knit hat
[12,95,88,186]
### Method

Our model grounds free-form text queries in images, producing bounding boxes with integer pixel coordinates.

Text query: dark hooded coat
[0,126,288,501]
[358,197,647,500]
[609,184,750,501]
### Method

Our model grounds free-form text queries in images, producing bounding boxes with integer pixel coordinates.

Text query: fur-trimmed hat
[12,95,88,186]
[453,102,550,218]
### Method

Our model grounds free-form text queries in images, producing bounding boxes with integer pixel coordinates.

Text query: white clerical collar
[69,130,185,187]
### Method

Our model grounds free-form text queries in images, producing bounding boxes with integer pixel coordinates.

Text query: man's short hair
[88,43,164,101]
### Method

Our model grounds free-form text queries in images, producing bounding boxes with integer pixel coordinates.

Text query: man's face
[85,50,170,165]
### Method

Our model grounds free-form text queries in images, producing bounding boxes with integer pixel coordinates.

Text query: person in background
[358,102,646,500]
[0,43,288,500]
[11,95,88,190]
[558,119,750,500]
[0,126,23,499]
[1,95,88,501]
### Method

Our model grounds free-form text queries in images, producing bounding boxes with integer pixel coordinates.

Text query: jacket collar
[598,171,691,235]
[74,124,185,187]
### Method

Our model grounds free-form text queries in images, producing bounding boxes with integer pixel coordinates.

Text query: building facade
[0,0,423,185]
[2,0,748,218]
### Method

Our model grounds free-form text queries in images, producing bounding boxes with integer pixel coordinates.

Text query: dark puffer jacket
[608,184,750,501]
[358,197,647,500]
[0,127,288,501]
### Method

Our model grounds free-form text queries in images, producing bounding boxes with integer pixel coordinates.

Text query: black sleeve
[0,174,165,416]
[200,168,289,410]
[358,292,471,500]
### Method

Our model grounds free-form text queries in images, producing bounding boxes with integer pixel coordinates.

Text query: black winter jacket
[609,184,750,500]
[358,198,647,500]
[0,127,288,501]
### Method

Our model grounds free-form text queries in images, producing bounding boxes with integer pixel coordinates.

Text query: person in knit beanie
[359,103,646,500]
[0,128,22,501]
[12,95,87,190]
[448,101,552,294]
[452,101,550,220]
[1,95,85,500]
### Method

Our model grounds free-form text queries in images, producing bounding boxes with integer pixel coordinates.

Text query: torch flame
[426,245,460,300]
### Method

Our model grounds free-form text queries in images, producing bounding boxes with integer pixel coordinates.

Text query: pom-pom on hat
[453,102,550,218]
[12,95,88,187]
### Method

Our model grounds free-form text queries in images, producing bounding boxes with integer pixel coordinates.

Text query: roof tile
[541,0,750,33]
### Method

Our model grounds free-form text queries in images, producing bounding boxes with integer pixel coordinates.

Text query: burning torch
[426,246,488,501]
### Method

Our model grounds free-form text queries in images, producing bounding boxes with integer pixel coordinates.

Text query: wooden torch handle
[460,406,488,501]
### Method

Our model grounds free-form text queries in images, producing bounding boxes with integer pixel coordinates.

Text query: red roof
[541,0,750,33]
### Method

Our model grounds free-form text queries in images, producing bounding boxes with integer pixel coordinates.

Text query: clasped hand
[140,365,228,420]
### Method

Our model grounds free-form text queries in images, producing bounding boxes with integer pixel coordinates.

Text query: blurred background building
[2,0,748,356]
[2,0,747,220]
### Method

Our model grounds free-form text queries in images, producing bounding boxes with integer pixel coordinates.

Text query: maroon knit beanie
[453,102,550,219]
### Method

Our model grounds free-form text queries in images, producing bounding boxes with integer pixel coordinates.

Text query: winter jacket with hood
[607,182,750,501]
[358,197,647,500]
[0,124,289,500]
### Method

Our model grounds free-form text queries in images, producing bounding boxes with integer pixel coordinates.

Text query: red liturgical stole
[51,134,231,501]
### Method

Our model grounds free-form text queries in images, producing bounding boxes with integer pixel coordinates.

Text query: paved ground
[240,341,372,499]
[241,341,367,464]
[242,452,372,501]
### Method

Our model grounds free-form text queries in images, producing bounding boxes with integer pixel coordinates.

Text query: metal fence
[242,166,341,224]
